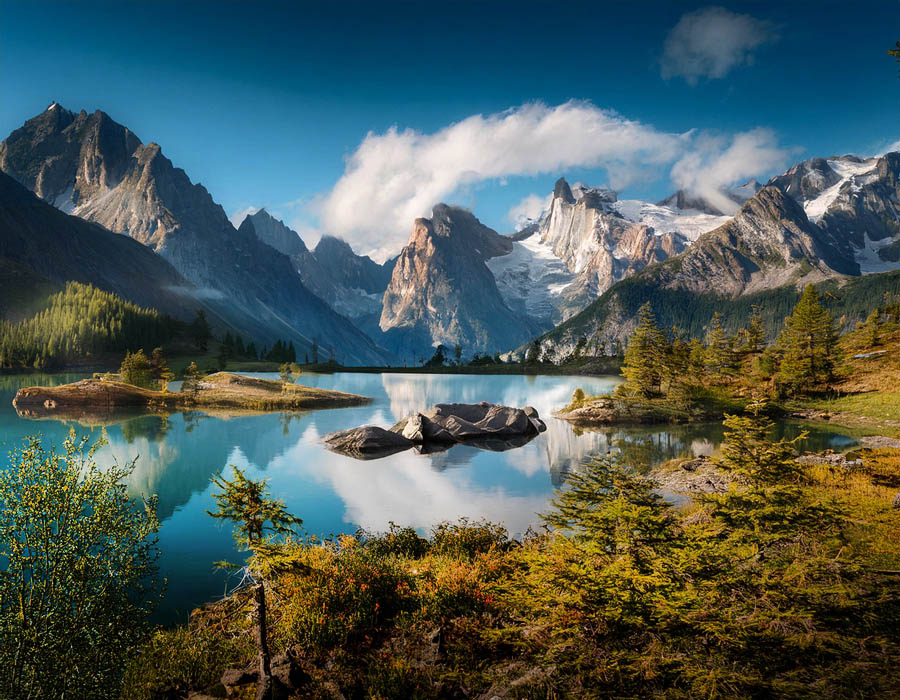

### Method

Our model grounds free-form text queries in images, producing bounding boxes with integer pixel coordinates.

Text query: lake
[0,371,858,623]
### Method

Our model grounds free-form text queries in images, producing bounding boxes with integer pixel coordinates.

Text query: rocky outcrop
[322,425,415,459]
[649,456,734,494]
[538,178,687,303]
[324,402,546,459]
[379,205,534,358]
[0,104,390,365]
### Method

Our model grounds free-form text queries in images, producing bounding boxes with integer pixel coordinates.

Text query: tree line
[0,282,179,370]
[621,284,838,398]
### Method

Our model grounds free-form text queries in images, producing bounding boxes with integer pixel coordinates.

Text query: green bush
[431,518,510,559]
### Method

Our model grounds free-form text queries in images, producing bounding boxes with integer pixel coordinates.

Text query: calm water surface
[0,371,857,623]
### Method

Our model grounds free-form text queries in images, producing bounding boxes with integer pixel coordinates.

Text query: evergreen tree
[311,339,319,364]
[119,349,154,388]
[183,361,202,394]
[621,302,666,398]
[208,468,302,700]
[454,343,463,365]
[150,347,175,391]
[776,284,837,395]
[425,344,447,367]
[745,305,765,352]
[525,338,541,365]
[704,312,736,377]
[189,310,212,352]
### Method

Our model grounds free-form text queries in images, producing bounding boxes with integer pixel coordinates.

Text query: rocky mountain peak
[242,209,308,257]
[379,206,531,358]
[766,157,840,203]
[553,177,576,204]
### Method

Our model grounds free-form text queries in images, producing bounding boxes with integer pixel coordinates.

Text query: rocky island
[13,372,370,420]
[324,401,547,459]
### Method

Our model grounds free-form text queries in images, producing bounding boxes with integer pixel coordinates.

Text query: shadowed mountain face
[0,104,391,364]
[239,210,393,327]
[380,204,536,359]
[0,171,204,321]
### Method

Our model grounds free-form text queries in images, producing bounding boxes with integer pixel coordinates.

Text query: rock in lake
[324,402,547,460]
[323,425,415,460]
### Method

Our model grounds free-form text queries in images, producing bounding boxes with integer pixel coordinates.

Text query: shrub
[431,518,510,559]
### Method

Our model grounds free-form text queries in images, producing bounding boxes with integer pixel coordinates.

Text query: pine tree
[745,305,765,352]
[776,284,837,395]
[621,302,666,398]
[119,349,154,388]
[207,468,302,700]
[189,310,212,351]
[704,312,736,377]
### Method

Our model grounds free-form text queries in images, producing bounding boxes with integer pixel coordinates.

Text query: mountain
[772,153,900,274]
[238,210,393,329]
[487,178,715,333]
[0,171,204,321]
[0,104,390,364]
[527,185,859,358]
[379,204,536,359]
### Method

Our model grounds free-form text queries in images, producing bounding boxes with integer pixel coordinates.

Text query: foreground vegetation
[113,406,900,700]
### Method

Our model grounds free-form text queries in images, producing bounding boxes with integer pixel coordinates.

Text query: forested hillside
[538,269,900,357]
[0,282,180,369]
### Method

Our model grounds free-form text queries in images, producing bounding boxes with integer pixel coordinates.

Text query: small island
[13,371,370,420]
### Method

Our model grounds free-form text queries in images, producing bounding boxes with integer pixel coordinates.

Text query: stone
[323,425,414,459]
[324,402,547,459]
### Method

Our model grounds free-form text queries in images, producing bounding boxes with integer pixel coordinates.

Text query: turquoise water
[0,372,857,623]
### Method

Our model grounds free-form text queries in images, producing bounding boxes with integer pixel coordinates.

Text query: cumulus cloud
[320,101,687,260]
[661,6,776,85]
[670,128,791,214]
[507,193,551,229]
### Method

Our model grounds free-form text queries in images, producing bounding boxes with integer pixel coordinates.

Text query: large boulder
[323,425,415,459]
[401,402,546,443]
[324,402,547,459]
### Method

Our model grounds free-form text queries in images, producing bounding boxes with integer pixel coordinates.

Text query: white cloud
[229,205,259,229]
[661,6,776,85]
[507,193,551,229]
[670,128,791,214]
[320,101,687,260]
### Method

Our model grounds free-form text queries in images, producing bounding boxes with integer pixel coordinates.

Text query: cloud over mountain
[320,101,685,259]
[661,6,776,85]
[320,100,791,259]
[671,128,791,214]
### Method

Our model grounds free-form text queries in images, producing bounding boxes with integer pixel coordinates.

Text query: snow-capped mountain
[487,177,730,334]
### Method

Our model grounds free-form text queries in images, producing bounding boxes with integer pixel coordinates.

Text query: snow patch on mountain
[804,157,878,222]
[487,230,577,329]
[613,199,731,242]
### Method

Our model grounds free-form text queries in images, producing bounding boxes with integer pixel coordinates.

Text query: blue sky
[2,0,899,258]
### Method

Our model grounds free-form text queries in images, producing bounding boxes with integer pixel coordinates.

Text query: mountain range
[2,103,899,364]
[0,104,390,364]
